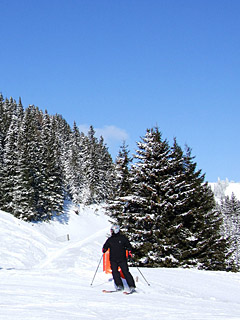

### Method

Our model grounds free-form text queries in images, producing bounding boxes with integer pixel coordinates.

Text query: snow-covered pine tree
[0,96,22,169]
[47,115,64,214]
[81,126,115,204]
[167,143,227,270]
[0,94,5,163]
[1,97,14,133]
[65,122,86,203]
[220,193,240,270]
[36,112,64,220]
[109,127,172,266]
[12,106,40,220]
[53,114,72,199]
[1,99,23,213]
[107,127,228,270]
[96,135,115,201]
[107,141,133,228]
[114,141,132,197]
[0,94,4,207]
[80,125,100,204]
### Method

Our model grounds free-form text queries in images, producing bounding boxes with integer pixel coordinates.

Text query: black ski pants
[110,260,135,288]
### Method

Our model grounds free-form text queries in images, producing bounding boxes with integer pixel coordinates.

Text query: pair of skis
[102,289,136,295]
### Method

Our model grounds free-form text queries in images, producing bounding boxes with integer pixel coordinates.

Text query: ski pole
[136,266,150,286]
[90,254,103,286]
[129,255,150,286]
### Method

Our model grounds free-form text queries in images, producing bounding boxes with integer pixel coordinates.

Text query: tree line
[0,95,114,221]
[0,94,239,271]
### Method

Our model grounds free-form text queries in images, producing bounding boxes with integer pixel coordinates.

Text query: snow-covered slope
[1,203,240,319]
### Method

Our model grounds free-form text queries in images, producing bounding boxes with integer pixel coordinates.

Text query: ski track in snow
[1,206,240,320]
[37,227,109,269]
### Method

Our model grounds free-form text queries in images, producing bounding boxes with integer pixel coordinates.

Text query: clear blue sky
[1,0,239,182]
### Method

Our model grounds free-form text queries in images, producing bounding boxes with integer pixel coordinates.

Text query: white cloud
[78,124,129,157]
[95,125,129,143]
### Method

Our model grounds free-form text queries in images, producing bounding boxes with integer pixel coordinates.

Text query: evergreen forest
[0,94,239,271]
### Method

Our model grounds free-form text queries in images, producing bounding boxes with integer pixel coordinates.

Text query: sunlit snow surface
[1,203,240,320]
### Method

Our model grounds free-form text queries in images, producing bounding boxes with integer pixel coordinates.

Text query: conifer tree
[12,106,41,220]
[0,94,6,207]
[0,94,5,165]
[108,127,228,270]
[53,114,72,198]
[36,112,64,220]
[108,127,172,266]
[81,125,100,204]
[77,126,115,204]
[47,115,64,215]
[107,142,133,233]
[0,98,23,211]
[114,141,132,197]
[0,94,4,144]
[2,98,13,132]
[168,144,227,270]
[220,193,240,270]
[1,103,23,212]
[66,121,86,203]
[97,135,115,201]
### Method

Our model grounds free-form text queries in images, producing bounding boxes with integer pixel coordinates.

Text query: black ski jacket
[103,232,132,262]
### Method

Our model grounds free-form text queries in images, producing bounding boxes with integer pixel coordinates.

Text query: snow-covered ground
[1,202,240,320]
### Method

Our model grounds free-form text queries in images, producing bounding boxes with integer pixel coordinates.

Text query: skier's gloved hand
[128,251,134,261]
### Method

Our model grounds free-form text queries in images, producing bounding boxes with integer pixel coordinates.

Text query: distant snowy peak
[209,179,240,202]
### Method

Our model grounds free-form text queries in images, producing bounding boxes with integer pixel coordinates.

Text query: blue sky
[1,0,239,182]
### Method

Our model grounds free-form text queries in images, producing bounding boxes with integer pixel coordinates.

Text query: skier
[102,224,136,292]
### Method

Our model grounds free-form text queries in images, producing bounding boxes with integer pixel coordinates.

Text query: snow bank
[1,205,240,319]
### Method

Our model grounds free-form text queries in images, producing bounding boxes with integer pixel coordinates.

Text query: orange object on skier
[103,249,111,274]
[103,249,128,278]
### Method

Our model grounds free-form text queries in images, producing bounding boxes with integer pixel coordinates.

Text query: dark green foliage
[0,97,24,210]
[107,142,132,224]
[114,141,132,197]
[0,101,65,220]
[107,127,228,270]
[82,126,115,204]
[0,94,4,207]
[0,96,115,220]
[36,112,64,220]
[64,121,86,203]
[1,100,23,212]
